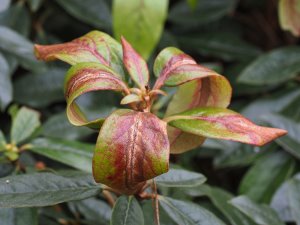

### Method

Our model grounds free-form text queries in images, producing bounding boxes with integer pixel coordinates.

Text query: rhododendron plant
[34,31,287,195]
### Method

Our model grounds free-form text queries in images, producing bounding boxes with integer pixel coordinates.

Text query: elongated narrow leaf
[239,151,295,203]
[113,0,168,59]
[68,198,111,224]
[55,0,111,30]
[202,186,256,225]
[261,113,300,159]
[30,138,94,173]
[230,196,285,225]
[42,112,93,140]
[159,196,226,225]
[166,107,287,146]
[0,171,102,208]
[169,0,236,27]
[0,52,12,110]
[64,62,128,128]
[0,26,45,72]
[279,0,300,36]
[93,109,169,194]
[238,46,300,85]
[154,47,231,153]
[10,107,41,144]
[271,174,300,223]
[271,182,292,222]
[14,67,65,108]
[177,32,261,61]
[34,31,125,76]
[0,3,31,37]
[0,208,38,225]
[111,196,144,225]
[121,37,149,88]
[155,168,206,187]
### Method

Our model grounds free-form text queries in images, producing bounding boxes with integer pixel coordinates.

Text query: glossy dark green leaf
[42,112,93,140]
[208,140,269,168]
[0,171,102,207]
[0,207,38,225]
[198,186,256,225]
[113,0,168,59]
[111,196,144,225]
[68,198,111,224]
[55,0,111,30]
[10,107,41,144]
[230,196,285,225]
[239,151,295,203]
[169,0,237,27]
[155,168,206,187]
[0,2,31,36]
[242,88,300,122]
[30,138,93,173]
[178,32,261,61]
[14,67,65,107]
[238,46,300,85]
[142,200,173,225]
[271,174,300,223]
[159,196,226,225]
[286,178,300,224]
[271,182,292,222]
[0,26,45,72]
[261,113,300,159]
[0,52,12,110]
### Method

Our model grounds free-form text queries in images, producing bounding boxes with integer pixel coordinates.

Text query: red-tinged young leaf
[153,47,196,89]
[93,109,169,194]
[34,31,126,77]
[279,0,300,37]
[165,107,287,146]
[64,62,129,129]
[121,37,149,88]
[154,47,232,153]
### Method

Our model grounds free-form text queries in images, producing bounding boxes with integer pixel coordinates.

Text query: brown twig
[102,190,116,207]
[152,180,160,225]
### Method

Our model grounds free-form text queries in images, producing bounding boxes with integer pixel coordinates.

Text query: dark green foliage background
[0,0,300,224]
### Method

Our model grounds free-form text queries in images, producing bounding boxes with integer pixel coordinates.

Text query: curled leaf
[93,109,169,194]
[166,107,287,146]
[64,62,129,128]
[34,31,126,77]
[154,47,231,153]
[121,37,149,88]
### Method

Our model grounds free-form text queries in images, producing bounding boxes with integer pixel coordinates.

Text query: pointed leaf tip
[121,37,149,88]
[166,107,287,147]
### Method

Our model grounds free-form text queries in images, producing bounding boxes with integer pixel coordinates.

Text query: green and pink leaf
[121,37,149,88]
[64,62,129,128]
[35,31,126,77]
[154,47,232,153]
[166,107,287,146]
[93,109,169,194]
